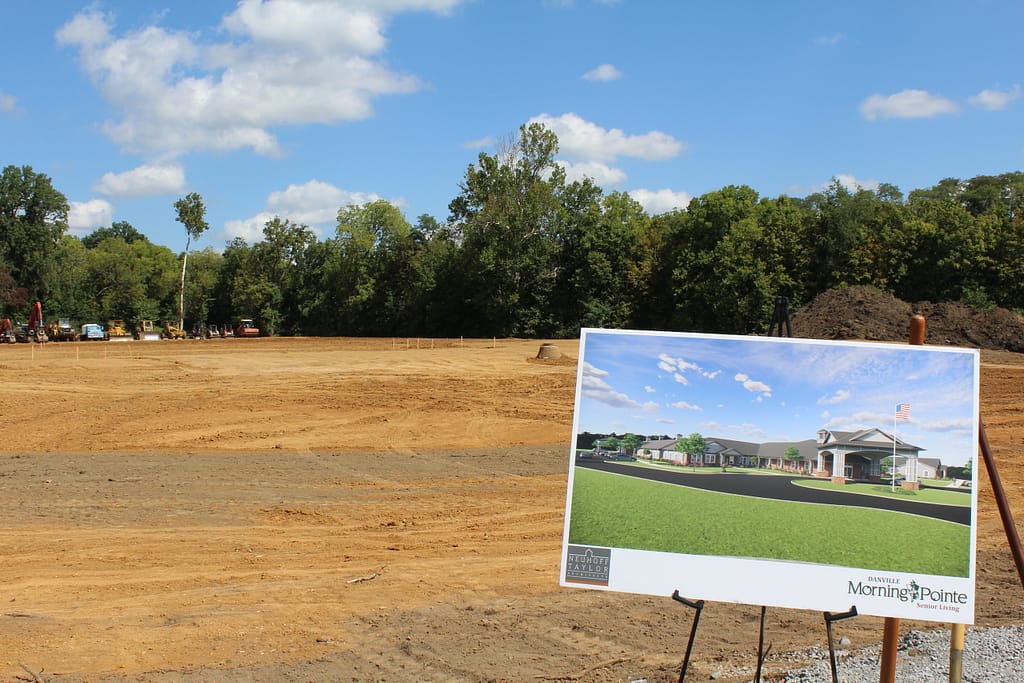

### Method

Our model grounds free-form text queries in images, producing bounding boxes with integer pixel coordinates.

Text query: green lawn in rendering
[794,479,972,506]
[568,467,970,577]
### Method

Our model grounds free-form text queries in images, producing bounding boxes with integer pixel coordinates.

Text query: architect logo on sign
[565,546,611,586]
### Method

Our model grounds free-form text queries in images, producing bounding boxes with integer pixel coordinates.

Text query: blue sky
[2,1,1022,252]
[576,330,979,467]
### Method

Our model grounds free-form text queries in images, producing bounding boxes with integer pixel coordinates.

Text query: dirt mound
[790,286,1024,351]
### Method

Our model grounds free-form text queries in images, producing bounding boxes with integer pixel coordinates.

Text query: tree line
[3,123,1023,336]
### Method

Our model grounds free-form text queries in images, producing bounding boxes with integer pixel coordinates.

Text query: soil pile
[790,286,1024,351]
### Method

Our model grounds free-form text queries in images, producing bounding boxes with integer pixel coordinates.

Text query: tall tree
[173,193,209,330]
[0,165,69,299]
[448,123,566,337]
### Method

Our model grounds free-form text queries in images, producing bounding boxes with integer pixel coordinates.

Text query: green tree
[620,432,642,456]
[251,217,317,335]
[0,165,69,299]
[675,433,707,466]
[82,221,148,249]
[182,247,224,330]
[173,192,209,329]
[48,235,93,321]
[86,237,146,321]
[448,123,567,337]
[784,446,801,470]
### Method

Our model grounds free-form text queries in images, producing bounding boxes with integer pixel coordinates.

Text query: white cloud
[581,361,643,410]
[833,174,880,193]
[673,373,688,385]
[94,163,186,198]
[529,112,685,163]
[671,400,701,411]
[226,179,383,242]
[628,188,691,215]
[56,2,462,158]
[582,64,622,82]
[968,85,1021,111]
[859,89,959,121]
[734,372,771,398]
[644,385,656,393]
[68,199,115,235]
[463,136,497,149]
[557,160,627,187]
[814,32,844,46]
[0,93,15,112]
[818,389,851,405]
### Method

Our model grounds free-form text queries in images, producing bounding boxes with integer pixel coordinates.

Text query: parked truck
[46,318,78,342]
[80,323,105,341]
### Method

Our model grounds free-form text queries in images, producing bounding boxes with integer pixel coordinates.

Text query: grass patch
[794,479,971,506]
[569,467,969,576]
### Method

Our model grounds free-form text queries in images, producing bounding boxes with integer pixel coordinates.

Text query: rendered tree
[675,433,707,466]
[174,192,209,330]
[620,433,642,456]
[784,446,801,471]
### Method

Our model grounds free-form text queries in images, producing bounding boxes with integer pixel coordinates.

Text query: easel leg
[823,606,857,683]
[754,605,769,683]
[671,590,704,683]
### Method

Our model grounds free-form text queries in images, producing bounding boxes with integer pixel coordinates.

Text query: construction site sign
[560,329,979,624]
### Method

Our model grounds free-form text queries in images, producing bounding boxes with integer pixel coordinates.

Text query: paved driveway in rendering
[575,460,970,525]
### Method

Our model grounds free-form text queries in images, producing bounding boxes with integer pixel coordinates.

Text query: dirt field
[1,336,1023,682]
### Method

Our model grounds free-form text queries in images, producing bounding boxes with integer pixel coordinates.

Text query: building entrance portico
[816,428,923,485]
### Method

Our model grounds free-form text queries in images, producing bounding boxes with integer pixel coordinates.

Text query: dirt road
[0,338,1022,682]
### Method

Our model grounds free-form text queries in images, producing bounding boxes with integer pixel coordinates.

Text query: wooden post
[879,617,900,683]
[880,314,927,682]
[949,623,965,683]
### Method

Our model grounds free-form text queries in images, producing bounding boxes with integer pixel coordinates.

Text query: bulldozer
[161,320,187,340]
[107,319,133,342]
[134,319,162,341]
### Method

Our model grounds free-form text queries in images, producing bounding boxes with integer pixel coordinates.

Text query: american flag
[895,403,911,420]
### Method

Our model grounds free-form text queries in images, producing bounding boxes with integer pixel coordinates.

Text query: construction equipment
[46,318,78,342]
[0,318,14,343]
[79,323,105,341]
[234,318,259,337]
[221,323,234,338]
[161,320,187,340]
[107,319,133,342]
[27,301,47,342]
[134,319,162,341]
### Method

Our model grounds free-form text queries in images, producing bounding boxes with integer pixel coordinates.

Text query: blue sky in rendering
[1,1,1022,251]
[576,330,979,467]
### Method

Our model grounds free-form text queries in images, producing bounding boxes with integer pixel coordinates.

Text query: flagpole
[892,406,897,492]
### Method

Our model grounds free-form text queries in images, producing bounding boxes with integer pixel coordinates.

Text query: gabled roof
[640,438,679,451]
[706,437,760,457]
[819,428,922,452]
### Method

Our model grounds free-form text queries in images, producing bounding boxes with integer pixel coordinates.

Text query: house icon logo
[565,546,611,585]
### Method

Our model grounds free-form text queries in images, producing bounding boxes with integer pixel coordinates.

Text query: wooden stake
[949,623,965,683]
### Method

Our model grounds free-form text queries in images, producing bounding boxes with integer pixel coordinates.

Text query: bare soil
[1,328,1023,682]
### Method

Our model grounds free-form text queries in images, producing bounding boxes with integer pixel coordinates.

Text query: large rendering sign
[561,329,980,624]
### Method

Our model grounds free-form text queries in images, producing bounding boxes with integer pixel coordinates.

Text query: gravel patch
[773,625,1024,682]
